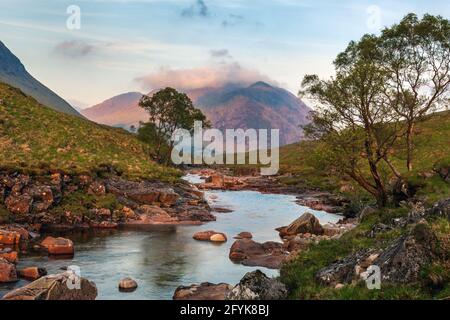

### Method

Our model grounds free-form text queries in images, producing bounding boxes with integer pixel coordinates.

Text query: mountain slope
[82,82,311,145]
[0,41,80,117]
[0,82,178,181]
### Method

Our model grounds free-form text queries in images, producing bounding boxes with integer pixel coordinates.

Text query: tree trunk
[406,122,414,172]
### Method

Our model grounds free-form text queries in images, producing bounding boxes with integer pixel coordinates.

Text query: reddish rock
[2,272,97,300]
[206,175,224,187]
[88,181,106,195]
[5,194,33,215]
[277,212,324,237]
[90,221,118,229]
[0,250,18,264]
[173,282,232,300]
[229,239,287,269]
[0,229,21,245]
[40,236,74,256]
[18,267,47,280]
[234,232,253,239]
[0,257,17,283]
[193,231,227,242]
[27,185,54,212]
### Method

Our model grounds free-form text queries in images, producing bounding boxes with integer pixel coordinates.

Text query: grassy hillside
[277,110,450,204]
[0,82,179,181]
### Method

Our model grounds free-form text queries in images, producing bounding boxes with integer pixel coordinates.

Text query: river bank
[0,170,349,299]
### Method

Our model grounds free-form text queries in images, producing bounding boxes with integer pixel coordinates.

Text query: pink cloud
[134,63,277,90]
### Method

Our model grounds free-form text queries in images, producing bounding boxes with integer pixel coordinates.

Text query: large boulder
[0,249,18,263]
[5,194,32,215]
[0,229,21,245]
[2,272,97,300]
[173,282,233,300]
[277,212,324,237]
[40,236,74,256]
[229,239,287,269]
[0,258,17,283]
[226,270,287,300]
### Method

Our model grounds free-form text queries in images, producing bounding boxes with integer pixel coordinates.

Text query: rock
[0,250,18,263]
[229,239,287,269]
[5,194,33,215]
[88,181,106,195]
[118,277,138,292]
[210,233,227,243]
[0,258,17,283]
[277,212,324,237]
[0,229,21,245]
[193,231,216,241]
[18,267,47,280]
[173,282,233,300]
[226,270,287,300]
[193,231,227,243]
[40,236,74,256]
[131,205,178,224]
[427,198,450,220]
[234,232,253,239]
[2,272,97,300]
[26,185,54,212]
[206,175,224,187]
[90,221,118,229]
[212,207,233,213]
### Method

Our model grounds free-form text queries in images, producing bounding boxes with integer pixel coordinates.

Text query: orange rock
[210,233,227,243]
[40,236,74,256]
[0,258,17,283]
[0,229,21,245]
[18,267,47,280]
[0,251,18,264]
[193,231,216,241]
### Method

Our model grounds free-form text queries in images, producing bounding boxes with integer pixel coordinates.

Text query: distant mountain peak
[249,81,273,88]
[0,40,81,117]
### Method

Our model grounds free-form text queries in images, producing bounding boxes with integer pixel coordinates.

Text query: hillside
[277,110,450,204]
[0,41,80,117]
[0,82,178,181]
[81,82,311,146]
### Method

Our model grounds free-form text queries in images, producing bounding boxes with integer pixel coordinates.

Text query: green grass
[280,211,450,300]
[0,82,180,181]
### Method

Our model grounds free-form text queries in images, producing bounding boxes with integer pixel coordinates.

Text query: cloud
[54,40,95,58]
[181,0,209,18]
[135,62,276,91]
[210,49,232,59]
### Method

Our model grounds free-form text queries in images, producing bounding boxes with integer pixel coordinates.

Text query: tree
[380,13,450,171]
[301,36,403,208]
[138,87,209,164]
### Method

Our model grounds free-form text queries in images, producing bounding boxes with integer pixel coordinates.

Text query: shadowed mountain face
[0,41,80,117]
[82,82,311,145]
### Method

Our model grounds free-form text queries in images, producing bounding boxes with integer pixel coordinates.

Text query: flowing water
[0,175,341,300]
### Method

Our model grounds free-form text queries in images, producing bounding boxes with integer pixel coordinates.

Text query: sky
[1,0,450,108]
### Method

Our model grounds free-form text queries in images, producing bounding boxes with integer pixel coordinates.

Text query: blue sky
[1,0,450,108]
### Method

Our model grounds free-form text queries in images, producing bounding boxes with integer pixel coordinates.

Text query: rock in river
[193,231,227,243]
[2,272,97,300]
[119,277,138,292]
[40,236,74,256]
[229,239,287,269]
[173,282,233,300]
[0,257,17,283]
[277,212,324,237]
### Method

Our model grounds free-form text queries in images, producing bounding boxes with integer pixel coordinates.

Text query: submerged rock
[173,282,233,300]
[226,270,287,300]
[2,272,97,300]
[234,232,253,240]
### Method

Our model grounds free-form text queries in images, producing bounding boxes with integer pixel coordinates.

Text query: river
[0,174,341,300]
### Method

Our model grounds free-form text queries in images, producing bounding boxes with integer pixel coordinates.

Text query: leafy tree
[138,87,210,164]
[301,36,402,208]
[380,13,450,171]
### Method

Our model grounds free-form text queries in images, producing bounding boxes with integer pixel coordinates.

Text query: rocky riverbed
[0,169,353,300]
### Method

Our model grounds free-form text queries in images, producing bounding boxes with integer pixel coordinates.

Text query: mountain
[81,92,145,129]
[0,41,80,117]
[82,82,311,145]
